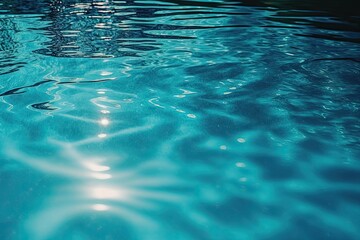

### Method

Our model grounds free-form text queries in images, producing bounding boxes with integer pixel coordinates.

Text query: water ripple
[1,1,360,240]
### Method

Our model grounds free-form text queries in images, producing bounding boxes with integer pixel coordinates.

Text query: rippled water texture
[0,1,359,239]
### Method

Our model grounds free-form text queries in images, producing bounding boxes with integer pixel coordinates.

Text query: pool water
[0,1,359,239]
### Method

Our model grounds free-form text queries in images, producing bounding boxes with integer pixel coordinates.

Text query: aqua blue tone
[0,1,359,239]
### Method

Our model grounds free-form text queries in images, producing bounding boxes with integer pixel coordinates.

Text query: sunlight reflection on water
[6,140,187,240]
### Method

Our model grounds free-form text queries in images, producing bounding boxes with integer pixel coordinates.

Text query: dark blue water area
[0,1,359,239]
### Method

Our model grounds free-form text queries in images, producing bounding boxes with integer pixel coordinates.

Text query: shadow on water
[0,0,358,61]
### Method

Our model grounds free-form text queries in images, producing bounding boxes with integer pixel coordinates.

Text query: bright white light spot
[236,162,246,168]
[237,138,246,143]
[220,145,227,150]
[100,71,113,76]
[187,114,196,119]
[91,187,123,200]
[98,133,107,138]
[86,163,110,172]
[100,110,110,114]
[91,173,112,180]
[92,204,109,211]
[97,91,106,94]
[100,118,110,126]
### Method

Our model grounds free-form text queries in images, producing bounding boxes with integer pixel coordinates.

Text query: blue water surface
[0,0,359,239]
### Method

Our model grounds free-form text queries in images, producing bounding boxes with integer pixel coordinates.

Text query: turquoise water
[0,1,359,239]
